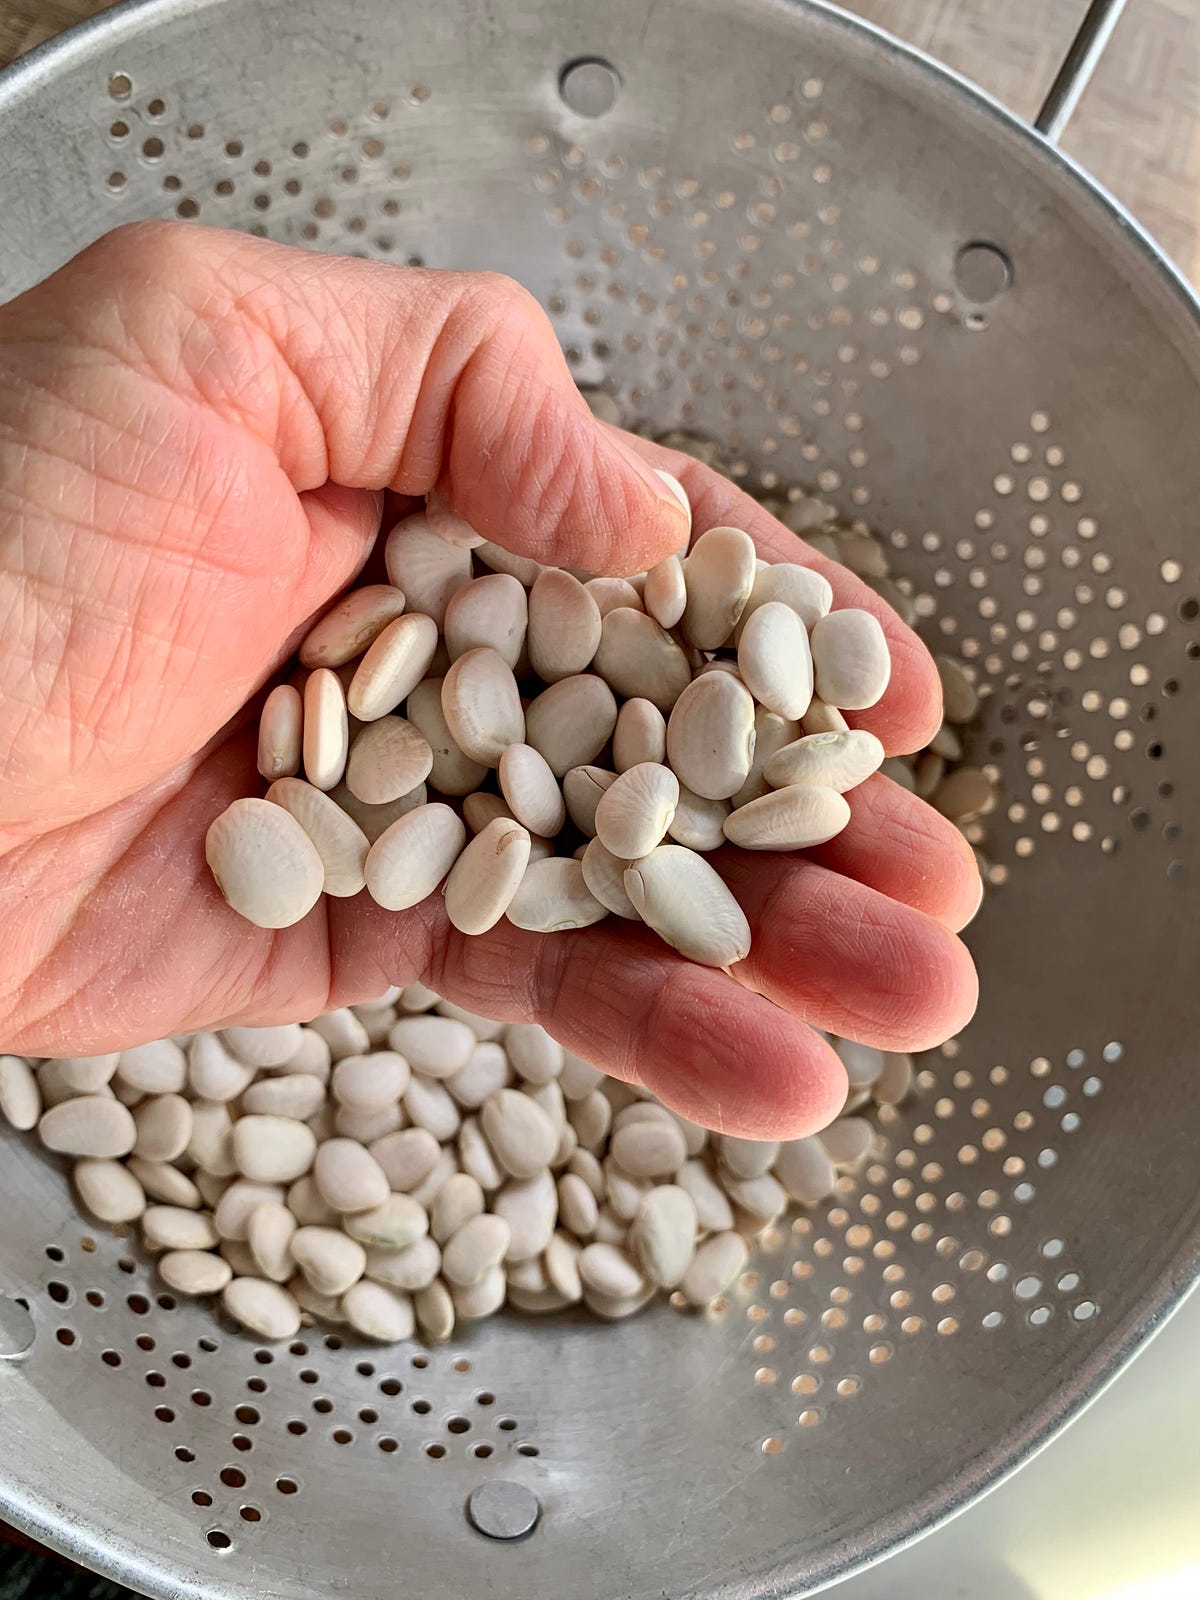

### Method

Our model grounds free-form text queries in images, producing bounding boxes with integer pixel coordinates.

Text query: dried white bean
[452,1263,507,1320]
[681,1232,749,1306]
[414,1278,456,1342]
[681,525,757,649]
[557,1173,599,1239]
[717,1135,780,1181]
[594,762,679,860]
[342,1280,415,1342]
[384,514,472,625]
[456,1116,504,1192]
[187,1101,237,1177]
[363,802,467,911]
[429,1173,484,1245]
[676,1159,735,1232]
[774,1137,837,1205]
[348,612,440,721]
[344,1192,429,1250]
[480,1089,558,1179]
[444,817,532,936]
[133,1094,192,1163]
[820,1116,874,1168]
[331,1052,410,1113]
[801,697,850,736]
[361,1132,434,1198]
[143,1205,219,1252]
[506,857,608,932]
[54,1054,121,1094]
[215,1180,285,1242]
[128,1159,202,1210]
[332,779,429,843]
[440,647,524,767]
[0,1056,41,1131]
[441,1043,508,1110]
[403,1076,462,1143]
[666,783,730,851]
[585,576,644,617]
[313,1137,391,1212]
[624,845,751,968]
[206,798,325,928]
[503,1024,563,1086]
[366,1236,441,1292]
[257,683,304,780]
[567,1090,613,1152]
[73,1158,145,1223]
[233,1115,316,1184]
[39,1097,136,1158]
[734,561,833,635]
[591,607,692,712]
[562,765,618,836]
[666,672,757,800]
[291,1226,366,1296]
[160,1251,233,1297]
[441,1213,512,1286]
[247,1202,297,1281]
[835,1039,884,1090]
[498,743,566,837]
[334,1103,403,1142]
[874,1051,914,1106]
[642,554,687,631]
[524,674,618,777]
[593,1206,629,1246]
[544,1232,583,1302]
[810,609,892,710]
[118,1039,186,1095]
[288,1272,346,1324]
[611,1117,687,1179]
[188,1035,255,1101]
[723,784,851,851]
[300,583,408,669]
[936,655,979,723]
[473,540,545,587]
[561,1053,606,1102]
[578,1242,646,1299]
[388,1016,475,1080]
[527,569,602,683]
[303,667,350,790]
[345,717,433,804]
[224,1276,302,1340]
[763,729,885,793]
[493,1169,556,1261]
[737,601,814,720]
[243,1074,327,1121]
[720,1170,786,1222]
[630,1185,697,1288]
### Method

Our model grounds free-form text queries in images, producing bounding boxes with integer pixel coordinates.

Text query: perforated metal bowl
[1,1,1198,1596]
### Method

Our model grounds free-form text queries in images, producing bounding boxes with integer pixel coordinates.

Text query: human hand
[0,222,978,1137]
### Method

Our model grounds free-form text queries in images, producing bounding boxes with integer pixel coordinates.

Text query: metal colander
[1,0,1198,1595]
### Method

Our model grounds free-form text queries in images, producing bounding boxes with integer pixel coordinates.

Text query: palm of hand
[0,223,978,1137]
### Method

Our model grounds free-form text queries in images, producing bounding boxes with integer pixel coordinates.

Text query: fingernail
[608,433,690,535]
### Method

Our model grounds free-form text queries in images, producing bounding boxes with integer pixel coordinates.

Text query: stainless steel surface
[1,0,1199,1597]
[1033,0,1130,144]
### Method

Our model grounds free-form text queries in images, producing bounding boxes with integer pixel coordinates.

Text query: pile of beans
[0,422,986,1347]
[204,470,895,966]
[0,998,911,1342]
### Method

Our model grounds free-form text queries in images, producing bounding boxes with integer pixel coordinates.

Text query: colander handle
[1033,0,1128,143]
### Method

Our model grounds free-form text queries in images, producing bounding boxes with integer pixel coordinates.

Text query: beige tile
[1061,0,1200,284]
[837,0,1091,122]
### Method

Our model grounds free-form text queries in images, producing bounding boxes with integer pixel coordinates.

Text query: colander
[1,0,1198,1595]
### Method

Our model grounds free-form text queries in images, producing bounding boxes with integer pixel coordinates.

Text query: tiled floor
[1,1,1198,1596]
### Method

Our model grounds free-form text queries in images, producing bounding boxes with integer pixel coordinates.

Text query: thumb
[59,222,689,576]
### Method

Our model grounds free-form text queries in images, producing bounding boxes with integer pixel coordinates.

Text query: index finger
[608,426,942,755]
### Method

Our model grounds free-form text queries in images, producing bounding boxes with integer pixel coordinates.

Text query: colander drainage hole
[206,1530,232,1552]
[220,1468,246,1489]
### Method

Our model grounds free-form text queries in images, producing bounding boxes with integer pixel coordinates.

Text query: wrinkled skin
[0,223,978,1138]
